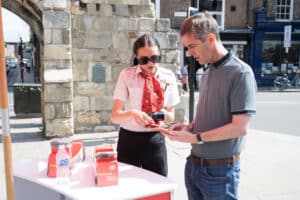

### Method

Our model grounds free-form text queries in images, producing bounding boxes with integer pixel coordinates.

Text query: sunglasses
[137,55,161,65]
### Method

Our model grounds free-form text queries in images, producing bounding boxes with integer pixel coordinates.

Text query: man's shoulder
[227,56,253,74]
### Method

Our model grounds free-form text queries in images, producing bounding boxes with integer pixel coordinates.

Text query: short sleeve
[230,71,257,115]
[164,73,180,107]
[113,70,128,102]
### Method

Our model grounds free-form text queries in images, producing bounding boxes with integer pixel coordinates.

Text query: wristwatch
[196,133,204,144]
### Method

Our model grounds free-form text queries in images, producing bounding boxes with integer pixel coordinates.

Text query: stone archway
[2,0,44,118]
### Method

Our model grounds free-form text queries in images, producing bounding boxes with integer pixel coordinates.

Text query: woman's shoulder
[120,66,138,75]
[158,66,175,78]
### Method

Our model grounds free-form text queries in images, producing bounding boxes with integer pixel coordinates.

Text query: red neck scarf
[140,72,164,113]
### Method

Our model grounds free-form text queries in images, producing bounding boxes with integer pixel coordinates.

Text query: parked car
[6,60,17,74]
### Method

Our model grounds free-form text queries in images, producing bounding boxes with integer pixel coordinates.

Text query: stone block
[87,3,97,15]
[44,103,56,120]
[56,102,72,118]
[71,5,85,15]
[115,4,130,16]
[43,0,68,10]
[84,32,112,48]
[52,29,63,44]
[43,11,70,29]
[112,32,130,49]
[138,4,155,17]
[99,111,111,124]
[94,125,117,132]
[153,32,178,49]
[90,96,113,111]
[75,126,93,133]
[53,0,68,10]
[111,65,126,82]
[94,49,117,63]
[44,83,72,103]
[43,0,53,9]
[153,32,169,49]
[93,17,117,32]
[46,118,73,137]
[128,5,139,17]
[165,50,180,64]
[44,45,71,60]
[77,82,105,96]
[76,111,101,124]
[72,49,94,61]
[44,60,71,70]
[168,32,178,49]
[100,4,113,16]
[44,29,52,44]
[117,17,139,31]
[73,96,89,111]
[139,17,155,32]
[105,82,116,96]
[44,68,72,83]
[73,61,89,81]
[156,18,170,32]
[62,29,70,44]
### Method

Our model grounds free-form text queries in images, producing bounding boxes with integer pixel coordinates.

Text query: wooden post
[0,2,15,200]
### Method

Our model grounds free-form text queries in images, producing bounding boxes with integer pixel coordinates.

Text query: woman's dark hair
[132,34,160,65]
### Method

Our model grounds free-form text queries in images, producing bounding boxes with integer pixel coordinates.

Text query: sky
[2,7,30,43]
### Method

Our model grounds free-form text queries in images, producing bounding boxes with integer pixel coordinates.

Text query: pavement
[1,116,300,200]
[1,71,300,199]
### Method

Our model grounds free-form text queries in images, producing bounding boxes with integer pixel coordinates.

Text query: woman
[111,34,180,176]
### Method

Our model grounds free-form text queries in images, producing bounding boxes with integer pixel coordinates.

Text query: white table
[14,157,177,200]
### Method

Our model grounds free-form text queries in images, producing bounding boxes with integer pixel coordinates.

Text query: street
[187,89,300,137]
[251,91,300,136]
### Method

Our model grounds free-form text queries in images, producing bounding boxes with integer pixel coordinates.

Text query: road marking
[257,101,300,105]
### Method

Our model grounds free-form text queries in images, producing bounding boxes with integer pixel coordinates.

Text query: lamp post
[0,3,15,200]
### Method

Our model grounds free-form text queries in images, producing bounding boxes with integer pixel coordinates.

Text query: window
[276,0,294,21]
[261,40,300,76]
[198,0,225,30]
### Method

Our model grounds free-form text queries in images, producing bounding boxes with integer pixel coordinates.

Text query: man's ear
[207,33,216,42]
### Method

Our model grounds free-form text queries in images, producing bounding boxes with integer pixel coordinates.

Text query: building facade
[160,0,300,86]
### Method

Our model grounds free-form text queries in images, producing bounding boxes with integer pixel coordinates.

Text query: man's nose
[188,49,194,57]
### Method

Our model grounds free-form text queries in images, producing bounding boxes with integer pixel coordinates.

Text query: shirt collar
[211,51,233,68]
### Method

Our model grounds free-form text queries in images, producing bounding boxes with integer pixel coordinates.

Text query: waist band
[190,154,240,166]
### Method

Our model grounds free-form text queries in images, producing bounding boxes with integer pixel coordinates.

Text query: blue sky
[2,7,30,43]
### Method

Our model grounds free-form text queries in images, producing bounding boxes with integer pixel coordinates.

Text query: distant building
[158,0,300,86]
[4,42,17,59]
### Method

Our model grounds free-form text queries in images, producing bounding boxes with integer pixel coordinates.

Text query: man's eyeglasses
[137,55,161,65]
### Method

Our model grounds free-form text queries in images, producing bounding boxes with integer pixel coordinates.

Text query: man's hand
[169,123,192,132]
[167,130,198,144]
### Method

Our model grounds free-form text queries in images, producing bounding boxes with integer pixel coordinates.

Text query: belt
[190,154,240,166]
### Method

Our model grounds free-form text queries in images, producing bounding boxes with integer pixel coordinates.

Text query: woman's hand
[129,109,154,127]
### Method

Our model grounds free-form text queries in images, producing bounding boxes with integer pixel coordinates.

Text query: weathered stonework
[40,0,180,137]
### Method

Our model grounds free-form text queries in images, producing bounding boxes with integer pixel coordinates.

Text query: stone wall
[42,0,74,137]
[41,0,181,137]
[71,0,180,134]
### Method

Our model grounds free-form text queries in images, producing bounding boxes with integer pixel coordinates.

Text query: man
[167,13,257,200]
